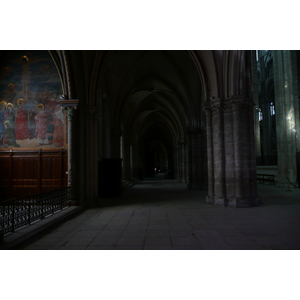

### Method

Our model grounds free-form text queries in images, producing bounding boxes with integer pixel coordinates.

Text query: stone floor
[19,180,300,250]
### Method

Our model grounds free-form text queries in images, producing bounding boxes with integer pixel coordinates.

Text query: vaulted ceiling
[101,50,204,147]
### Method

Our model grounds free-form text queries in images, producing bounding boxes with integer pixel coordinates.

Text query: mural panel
[0,50,65,149]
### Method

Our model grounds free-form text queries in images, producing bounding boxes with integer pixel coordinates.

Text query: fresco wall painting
[0,50,66,150]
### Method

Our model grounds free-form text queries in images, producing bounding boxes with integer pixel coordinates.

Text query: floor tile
[62,237,96,246]
[117,236,145,246]
[146,230,170,238]
[193,229,221,237]
[90,236,120,246]
[148,224,170,231]
[71,230,101,239]
[80,224,107,231]
[172,245,203,250]
[103,224,128,231]
[171,236,200,246]
[195,237,232,250]
[30,236,68,246]
[148,220,169,226]
[144,245,174,250]
[121,230,147,238]
[98,230,124,238]
[170,230,194,237]
[215,229,244,237]
[86,245,115,250]
[115,245,144,250]
[144,236,172,246]
[15,182,300,251]
[126,224,148,230]
[58,245,88,250]
[222,236,258,246]
[22,244,60,250]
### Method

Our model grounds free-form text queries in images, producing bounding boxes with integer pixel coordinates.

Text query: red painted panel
[0,149,68,201]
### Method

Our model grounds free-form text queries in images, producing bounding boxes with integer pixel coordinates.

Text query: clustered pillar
[186,126,207,189]
[273,51,300,186]
[204,97,260,207]
[83,105,101,207]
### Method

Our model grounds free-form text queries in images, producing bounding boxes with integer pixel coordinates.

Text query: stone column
[123,140,132,180]
[186,126,206,189]
[203,97,260,207]
[179,141,186,182]
[203,101,214,204]
[231,96,260,207]
[273,50,300,186]
[131,145,140,179]
[174,145,179,180]
[200,127,208,189]
[111,129,122,159]
[83,105,101,207]
[60,99,79,205]
[250,51,262,160]
[66,107,75,188]
[185,129,192,189]
[211,98,227,205]
[176,143,181,180]
[187,128,193,187]
[231,98,243,201]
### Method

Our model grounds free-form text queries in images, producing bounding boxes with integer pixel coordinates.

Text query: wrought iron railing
[0,187,71,241]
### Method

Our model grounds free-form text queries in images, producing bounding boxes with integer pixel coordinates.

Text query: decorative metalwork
[0,187,70,238]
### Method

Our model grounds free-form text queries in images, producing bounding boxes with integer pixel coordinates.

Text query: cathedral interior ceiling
[101,50,203,147]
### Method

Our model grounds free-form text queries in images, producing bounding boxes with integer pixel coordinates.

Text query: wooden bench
[256,174,275,185]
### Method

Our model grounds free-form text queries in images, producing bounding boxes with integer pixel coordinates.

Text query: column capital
[59,99,79,121]
[230,96,253,111]
[202,97,222,110]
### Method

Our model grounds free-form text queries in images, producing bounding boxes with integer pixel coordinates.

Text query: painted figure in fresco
[15,98,30,140]
[35,103,51,145]
[41,91,56,144]
[3,103,20,147]
[3,83,17,103]
[52,105,64,147]
[0,100,7,147]
[21,56,31,101]
[0,51,64,148]
[46,93,57,112]
[46,103,54,144]
[28,107,37,139]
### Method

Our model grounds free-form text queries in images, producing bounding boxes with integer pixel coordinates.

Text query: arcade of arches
[0,50,299,207]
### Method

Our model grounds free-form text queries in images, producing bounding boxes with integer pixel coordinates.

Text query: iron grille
[0,187,71,238]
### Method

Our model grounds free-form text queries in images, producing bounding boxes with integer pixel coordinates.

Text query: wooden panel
[62,151,68,187]
[41,153,61,192]
[11,154,39,198]
[0,149,68,201]
[0,153,11,201]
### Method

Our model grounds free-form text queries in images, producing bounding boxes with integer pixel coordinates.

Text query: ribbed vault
[100,50,203,157]
[98,50,204,178]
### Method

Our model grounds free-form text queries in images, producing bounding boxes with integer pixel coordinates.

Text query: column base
[228,196,262,208]
[206,196,215,205]
[205,195,262,207]
[206,196,227,206]
[214,197,227,206]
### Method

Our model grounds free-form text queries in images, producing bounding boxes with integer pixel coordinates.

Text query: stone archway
[65,50,260,208]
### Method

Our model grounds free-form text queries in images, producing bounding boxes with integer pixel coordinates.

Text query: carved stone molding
[203,96,253,115]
